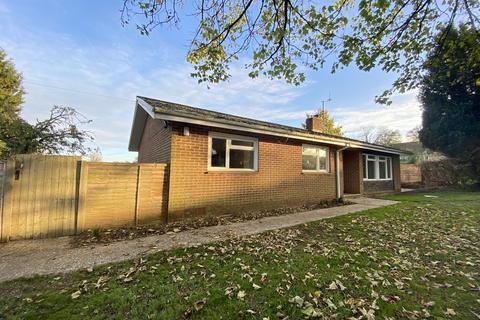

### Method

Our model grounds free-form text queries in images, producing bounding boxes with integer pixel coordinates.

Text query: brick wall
[138,118,171,163]
[167,123,342,219]
[363,180,395,193]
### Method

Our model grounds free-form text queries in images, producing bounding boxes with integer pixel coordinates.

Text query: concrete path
[0,197,398,283]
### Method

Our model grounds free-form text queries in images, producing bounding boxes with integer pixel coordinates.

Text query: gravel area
[0,197,398,283]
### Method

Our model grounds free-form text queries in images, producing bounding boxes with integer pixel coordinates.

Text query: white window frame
[208,132,258,171]
[302,144,330,173]
[363,153,393,181]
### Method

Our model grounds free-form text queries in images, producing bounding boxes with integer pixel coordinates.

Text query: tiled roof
[134,96,408,154]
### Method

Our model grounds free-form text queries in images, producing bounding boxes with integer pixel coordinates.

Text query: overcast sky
[0,1,422,161]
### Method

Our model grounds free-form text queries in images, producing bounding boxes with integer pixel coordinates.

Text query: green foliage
[0,48,24,121]
[121,0,480,103]
[0,49,95,158]
[309,109,343,136]
[419,25,480,178]
[0,106,94,158]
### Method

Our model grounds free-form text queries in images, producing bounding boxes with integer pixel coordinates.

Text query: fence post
[0,160,15,242]
[76,161,89,234]
[134,164,141,226]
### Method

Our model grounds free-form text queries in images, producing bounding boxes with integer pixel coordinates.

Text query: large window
[208,132,258,171]
[302,145,329,172]
[362,154,392,180]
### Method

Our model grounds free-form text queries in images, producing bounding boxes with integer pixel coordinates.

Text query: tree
[358,126,377,143]
[0,49,95,158]
[0,48,24,121]
[0,106,95,158]
[305,109,343,136]
[357,126,402,146]
[419,25,480,177]
[88,147,103,162]
[406,125,421,142]
[374,127,402,146]
[0,48,25,155]
[120,0,480,103]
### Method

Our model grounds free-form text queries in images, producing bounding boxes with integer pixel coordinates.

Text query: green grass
[1,191,479,319]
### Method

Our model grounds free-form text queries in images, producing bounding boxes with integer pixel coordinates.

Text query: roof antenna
[320,93,332,113]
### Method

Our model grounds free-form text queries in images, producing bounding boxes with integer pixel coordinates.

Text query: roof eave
[135,97,408,155]
[128,98,156,152]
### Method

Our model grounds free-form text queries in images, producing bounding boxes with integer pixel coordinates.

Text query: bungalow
[129,96,405,220]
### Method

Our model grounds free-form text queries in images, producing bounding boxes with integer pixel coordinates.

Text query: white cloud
[1,14,422,161]
[0,27,309,161]
[332,91,422,140]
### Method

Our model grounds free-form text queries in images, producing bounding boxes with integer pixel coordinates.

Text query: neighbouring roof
[129,96,409,155]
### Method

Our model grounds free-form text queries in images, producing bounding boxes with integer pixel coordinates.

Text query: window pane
[363,155,367,178]
[231,140,254,147]
[302,155,317,170]
[318,148,327,171]
[367,160,376,179]
[368,155,376,160]
[229,149,254,169]
[387,158,391,178]
[211,138,226,167]
[379,161,386,179]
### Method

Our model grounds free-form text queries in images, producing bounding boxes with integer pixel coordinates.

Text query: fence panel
[77,162,168,231]
[400,163,422,184]
[1,155,80,240]
[79,162,138,230]
[1,156,169,241]
[137,163,168,224]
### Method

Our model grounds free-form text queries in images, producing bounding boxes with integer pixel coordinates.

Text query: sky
[0,0,422,161]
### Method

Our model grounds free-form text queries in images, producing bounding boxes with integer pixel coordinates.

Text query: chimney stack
[305,114,324,133]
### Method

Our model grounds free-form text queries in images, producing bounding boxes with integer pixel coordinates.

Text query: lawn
[1,191,479,319]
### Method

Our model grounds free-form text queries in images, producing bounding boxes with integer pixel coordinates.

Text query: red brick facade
[137,119,401,220]
[167,122,343,219]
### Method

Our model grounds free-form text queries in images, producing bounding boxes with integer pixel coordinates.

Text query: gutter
[336,144,350,199]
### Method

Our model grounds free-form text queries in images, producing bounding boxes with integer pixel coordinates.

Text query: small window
[208,133,258,171]
[302,145,329,172]
[363,154,393,181]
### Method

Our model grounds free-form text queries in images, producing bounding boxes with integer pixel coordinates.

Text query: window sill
[207,168,258,173]
[363,179,393,181]
[302,170,331,175]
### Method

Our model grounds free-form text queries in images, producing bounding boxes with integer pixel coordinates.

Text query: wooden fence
[400,163,422,185]
[0,155,168,241]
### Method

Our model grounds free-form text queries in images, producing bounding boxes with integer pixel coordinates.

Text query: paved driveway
[0,197,398,282]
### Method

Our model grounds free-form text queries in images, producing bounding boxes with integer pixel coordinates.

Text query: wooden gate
[1,155,80,240]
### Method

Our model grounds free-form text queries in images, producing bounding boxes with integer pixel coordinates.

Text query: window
[208,132,258,171]
[363,154,392,180]
[302,145,329,172]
